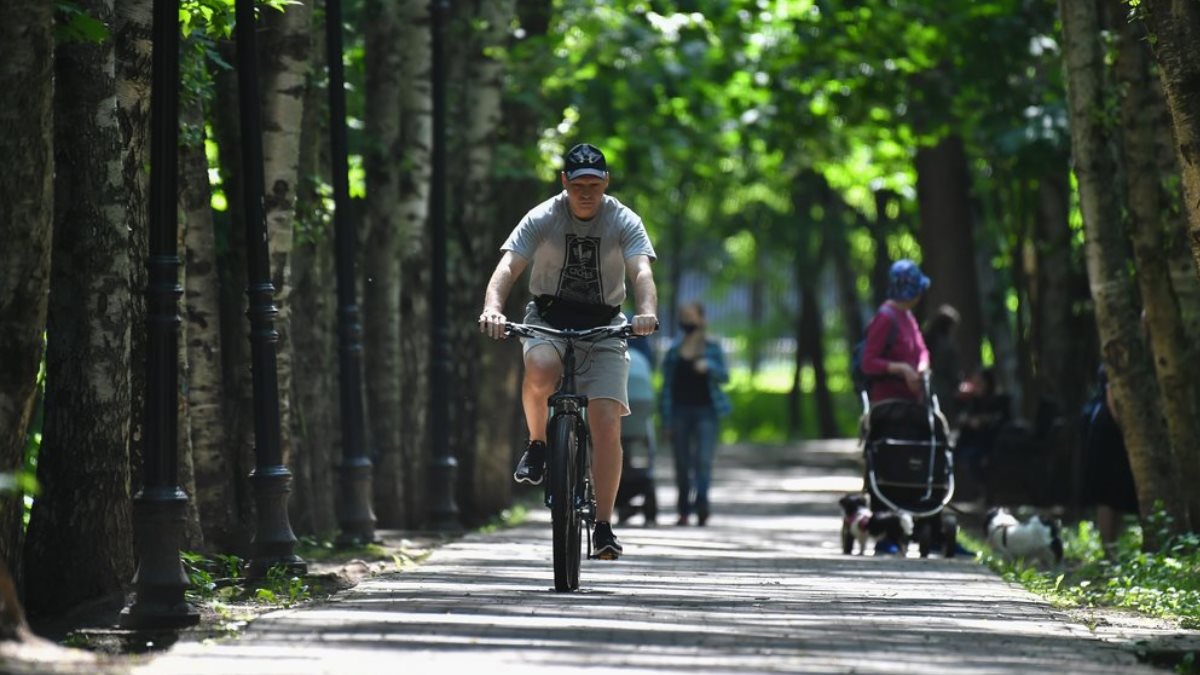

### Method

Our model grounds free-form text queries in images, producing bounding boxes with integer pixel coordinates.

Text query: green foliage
[477,505,529,534]
[719,366,858,443]
[296,535,388,561]
[972,517,1200,624]
[181,551,309,607]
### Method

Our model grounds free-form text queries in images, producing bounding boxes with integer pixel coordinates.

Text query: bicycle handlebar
[503,321,656,341]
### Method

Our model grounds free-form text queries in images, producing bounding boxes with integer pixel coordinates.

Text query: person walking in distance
[478,143,658,560]
[660,302,731,526]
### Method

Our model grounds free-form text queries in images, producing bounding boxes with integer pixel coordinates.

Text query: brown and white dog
[839,493,913,556]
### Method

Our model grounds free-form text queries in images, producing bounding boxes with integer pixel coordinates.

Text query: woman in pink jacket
[861,259,931,403]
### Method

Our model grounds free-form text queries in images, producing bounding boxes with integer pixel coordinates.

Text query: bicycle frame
[503,321,645,588]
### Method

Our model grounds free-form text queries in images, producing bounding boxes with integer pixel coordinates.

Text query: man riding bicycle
[478,143,658,560]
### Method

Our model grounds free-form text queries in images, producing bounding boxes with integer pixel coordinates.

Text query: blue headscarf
[887,259,931,301]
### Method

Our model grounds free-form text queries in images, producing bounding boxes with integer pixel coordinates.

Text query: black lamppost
[235,0,307,577]
[119,0,200,629]
[427,0,460,529]
[326,0,376,546]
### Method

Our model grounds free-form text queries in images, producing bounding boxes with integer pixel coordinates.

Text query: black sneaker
[513,441,546,485]
[592,521,623,560]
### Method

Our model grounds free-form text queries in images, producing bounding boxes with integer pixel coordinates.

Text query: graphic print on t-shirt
[557,234,604,304]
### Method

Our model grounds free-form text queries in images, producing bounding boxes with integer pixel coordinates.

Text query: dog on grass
[984,507,1063,565]
[839,493,914,556]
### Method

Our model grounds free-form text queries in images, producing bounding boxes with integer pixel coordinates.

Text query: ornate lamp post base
[335,457,377,546]
[119,493,200,629]
[246,468,308,579]
[427,456,460,530]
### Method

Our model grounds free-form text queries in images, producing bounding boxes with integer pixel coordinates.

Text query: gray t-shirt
[501,192,656,307]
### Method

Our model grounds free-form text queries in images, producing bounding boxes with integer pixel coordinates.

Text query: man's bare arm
[625,254,658,335]
[479,251,528,339]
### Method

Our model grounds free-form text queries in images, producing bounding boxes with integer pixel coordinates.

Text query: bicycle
[502,321,651,592]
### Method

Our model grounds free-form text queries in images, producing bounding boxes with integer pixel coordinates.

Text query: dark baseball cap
[563,143,608,180]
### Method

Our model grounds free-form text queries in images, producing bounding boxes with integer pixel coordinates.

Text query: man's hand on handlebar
[478,308,508,340]
[631,313,657,336]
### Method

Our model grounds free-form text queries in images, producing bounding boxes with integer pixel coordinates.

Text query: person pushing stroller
[854,261,957,557]
[860,259,931,404]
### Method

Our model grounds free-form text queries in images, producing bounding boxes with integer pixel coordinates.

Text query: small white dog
[984,507,1063,565]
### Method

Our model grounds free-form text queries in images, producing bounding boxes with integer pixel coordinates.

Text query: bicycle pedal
[591,551,619,561]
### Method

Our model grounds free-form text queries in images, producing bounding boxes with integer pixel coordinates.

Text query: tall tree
[115,0,153,493]
[1059,0,1189,539]
[24,0,135,614]
[450,0,518,523]
[181,90,239,551]
[209,44,255,553]
[914,134,984,373]
[362,0,413,527]
[1139,0,1200,278]
[0,0,54,586]
[259,1,313,471]
[1114,11,1200,526]
[288,1,339,536]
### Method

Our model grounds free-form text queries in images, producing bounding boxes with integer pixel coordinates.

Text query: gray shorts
[521,301,631,415]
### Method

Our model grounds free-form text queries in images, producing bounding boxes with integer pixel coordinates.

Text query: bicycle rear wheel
[549,414,581,592]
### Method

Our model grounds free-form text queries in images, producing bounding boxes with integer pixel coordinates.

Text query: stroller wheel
[917,521,933,558]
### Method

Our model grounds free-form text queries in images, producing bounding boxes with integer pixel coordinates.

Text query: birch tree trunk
[115,0,152,495]
[181,92,240,552]
[364,0,434,527]
[1140,0,1200,278]
[259,2,312,472]
[1059,0,1189,539]
[362,0,408,527]
[24,0,135,613]
[451,0,518,523]
[1115,13,1200,527]
[0,0,54,588]
[289,6,339,536]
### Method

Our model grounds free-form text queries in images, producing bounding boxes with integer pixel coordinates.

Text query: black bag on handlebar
[534,294,620,330]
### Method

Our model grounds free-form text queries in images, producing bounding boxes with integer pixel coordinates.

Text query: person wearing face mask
[659,302,731,526]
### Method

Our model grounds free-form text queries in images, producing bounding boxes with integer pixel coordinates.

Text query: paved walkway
[135,440,1156,674]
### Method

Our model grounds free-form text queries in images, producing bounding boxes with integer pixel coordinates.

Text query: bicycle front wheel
[549,414,582,592]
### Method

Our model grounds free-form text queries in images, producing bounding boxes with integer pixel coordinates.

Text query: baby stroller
[616,348,658,525]
[858,378,958,557]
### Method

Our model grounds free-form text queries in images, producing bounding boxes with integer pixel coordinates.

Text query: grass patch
[966,517,1200,623]
[477,504,529,534]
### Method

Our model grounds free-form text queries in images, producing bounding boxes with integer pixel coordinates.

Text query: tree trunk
[800,286,837,438]
[870,190,896,308]
[209,42,255,552]
[1115,13,1200,527]
[915,135,984,373]
[181,92,240,552]
[24,1,135,614]
[488,0,553,489]
[362,0,410,527]
[1032,166,1090,413]
[288,6,339,536]
[1059,0,1189,539]
[450,0,517,524]
[1140,0,1200,278]
[0,0,54,598]
[259,2,312,473]
[115,0,152,501]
